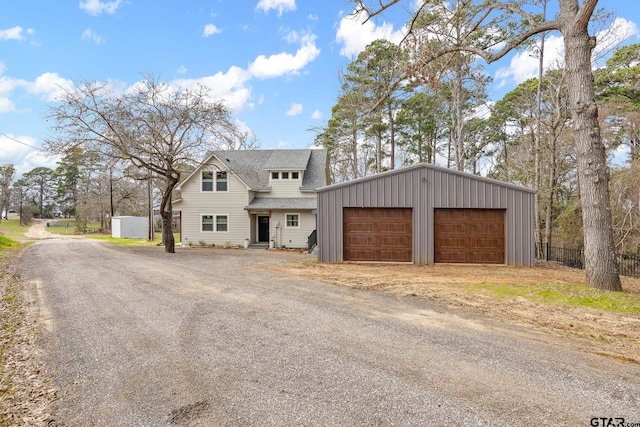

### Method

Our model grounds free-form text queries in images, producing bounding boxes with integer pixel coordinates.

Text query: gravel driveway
[18,237,640,426]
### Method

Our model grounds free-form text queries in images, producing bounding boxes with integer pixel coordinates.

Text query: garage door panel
[346,235,377,247]
[438,237,466,249]
[343,208,412,262]
[380,235,412,247]
[434,209,505,264]
[344,249,378,261]
[380,223,412,233]
[436,250,467,263]
[380,250,412,262]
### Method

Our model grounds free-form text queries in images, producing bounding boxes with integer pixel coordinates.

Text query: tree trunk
[388,104,395,169]
[160,177,177,254]
[545,136,557,248]
[454,69,465,171]
[562,9,622,291]
[534,27,546,246]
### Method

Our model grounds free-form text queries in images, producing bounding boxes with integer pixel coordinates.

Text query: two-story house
[172,148,328,249]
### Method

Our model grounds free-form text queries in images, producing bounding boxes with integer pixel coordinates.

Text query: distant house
[172,149,328,249]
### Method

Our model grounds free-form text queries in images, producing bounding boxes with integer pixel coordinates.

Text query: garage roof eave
[316,163,536,194]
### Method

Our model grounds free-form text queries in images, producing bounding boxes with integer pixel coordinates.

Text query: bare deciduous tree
[46,75,237,253]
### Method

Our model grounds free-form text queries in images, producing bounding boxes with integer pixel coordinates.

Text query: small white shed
[111,216,148,239]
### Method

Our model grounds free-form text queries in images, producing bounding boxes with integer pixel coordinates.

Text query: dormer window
[281,172,289,179]
[271,172,279,180]
[292,172,299,180]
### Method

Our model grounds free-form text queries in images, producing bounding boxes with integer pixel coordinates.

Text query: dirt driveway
[12,233,640,426]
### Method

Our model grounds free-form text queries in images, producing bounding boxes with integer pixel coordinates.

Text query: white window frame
[291,171,300,180]
[215,214,229,232]
[271,171,279,180]
[285,213,300,228]
[281,171,289,180]
[201,214,214,231]
[216,171,228,192]
[201,171,214,192]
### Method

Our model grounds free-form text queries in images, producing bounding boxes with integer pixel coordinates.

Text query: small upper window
[271,172,279,180]
[202,171,213,191]
[292,172,299,180]
[216,171,228,191]
[281,171,289,179]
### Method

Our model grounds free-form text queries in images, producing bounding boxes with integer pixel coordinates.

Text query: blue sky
[1,0,639,178]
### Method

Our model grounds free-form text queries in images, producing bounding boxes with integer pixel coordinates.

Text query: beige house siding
[177,158,251,246]
[267,211,316,249]
[264,176,315,198]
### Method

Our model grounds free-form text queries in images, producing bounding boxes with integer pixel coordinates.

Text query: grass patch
[0,235,19,250]
[0,219,27,241]
[87,232,180,247]
[472,282,640,315]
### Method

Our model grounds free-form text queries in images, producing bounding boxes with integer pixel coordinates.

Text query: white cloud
[0,135,59,178]
[79,0,123,16]
[495,17,640,88]
[593,18,640,63]
[0,26,27,41]
[81,28,104,44]
[286,103,303,116]
[0,67,25,114]
[277,140,290,148]
[311,109,322,119]
[177,65,187,75]
[25,72,74,102]
[248,33,319,79]
[494,33,565,87]
[172,66,253,112]
[336,12,405,58]
[136,32,319,116]
[203,24,221,38]
[256,0,296,16]
[0,98,16,114]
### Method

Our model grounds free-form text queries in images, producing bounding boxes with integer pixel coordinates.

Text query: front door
[258,216,269,242]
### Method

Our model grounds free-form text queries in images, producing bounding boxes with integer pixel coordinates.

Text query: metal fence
[536,243,640,278]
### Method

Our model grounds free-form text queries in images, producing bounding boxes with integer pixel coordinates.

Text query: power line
[0,132,45,151]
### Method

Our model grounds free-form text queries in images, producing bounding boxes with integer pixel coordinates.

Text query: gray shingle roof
[244,197,317,210]
[212,149,327,191]
[263,150,311,170]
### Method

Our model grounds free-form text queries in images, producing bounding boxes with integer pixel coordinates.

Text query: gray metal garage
[316,163,535,266]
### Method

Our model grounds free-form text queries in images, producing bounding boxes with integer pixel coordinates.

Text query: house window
[216,215,228,232]
[216,171,228,191]
[271,172,279,180]
[202,171,213,191]
[281,171,289,179]
[202,215,214,231]
[292,172,299,180]
[286,214,299,228]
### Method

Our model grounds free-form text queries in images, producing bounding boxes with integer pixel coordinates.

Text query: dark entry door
[258,216,269,242]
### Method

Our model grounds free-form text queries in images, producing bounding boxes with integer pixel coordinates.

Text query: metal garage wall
[317,164,535,266]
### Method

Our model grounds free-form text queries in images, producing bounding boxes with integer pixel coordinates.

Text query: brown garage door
[434,208,505,264]
[343,208,412,262]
